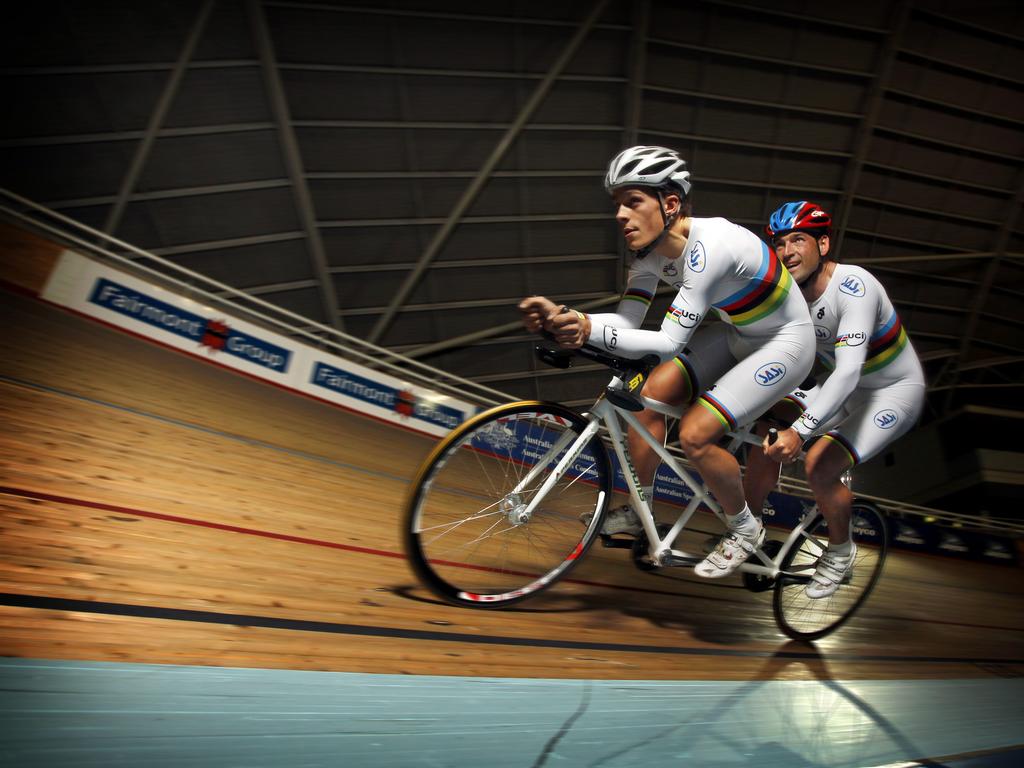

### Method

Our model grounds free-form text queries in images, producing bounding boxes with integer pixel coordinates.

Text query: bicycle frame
[405,343,889,636]
[515,390,825,582]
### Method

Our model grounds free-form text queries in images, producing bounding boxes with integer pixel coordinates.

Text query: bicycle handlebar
[535,331,657,373]
[534,332,659,411]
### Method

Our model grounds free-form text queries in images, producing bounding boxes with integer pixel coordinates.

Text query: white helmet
[604,145,691,197]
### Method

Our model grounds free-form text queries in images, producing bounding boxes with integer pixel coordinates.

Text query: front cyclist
[748,201,926,597]
[519,146,815,578]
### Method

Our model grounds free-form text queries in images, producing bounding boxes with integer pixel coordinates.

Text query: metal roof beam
[265,1,629,31]
[833,0,912,257]
[366,0,611,345]
[248,0,342,331]
[853,195,1002,227]
[643,127,852,158]
[873,125,1024,163]
[0,123,274,148]
[281,62,625,83]
[1,59,257,76]
[885,87,1024,128]
[896,48,1024,89]
[956,355,1024,373]
[941,173,1024,411]
[913,7,1024,45]
[860,161,1015,196]
[102,0,214,237]
[48,180,292,210]
[701,0,888,35]
[645,83,860,120]
[330,253,619,274]
[623,0,649,148]
[319,212,609,228]
[647,36,874,78]
[868,264,1024,299]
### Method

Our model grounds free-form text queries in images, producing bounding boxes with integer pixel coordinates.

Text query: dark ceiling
[3,0,1023,442]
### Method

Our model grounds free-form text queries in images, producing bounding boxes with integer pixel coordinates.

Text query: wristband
[559,305,586,322]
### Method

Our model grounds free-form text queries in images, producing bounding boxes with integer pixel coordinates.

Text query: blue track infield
[1,659,1022,768]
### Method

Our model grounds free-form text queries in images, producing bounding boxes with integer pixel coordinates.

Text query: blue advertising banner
[311,362,465,432]
[89,278,292,372]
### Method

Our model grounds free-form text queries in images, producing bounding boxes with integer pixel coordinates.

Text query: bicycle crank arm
[598,534,635,549]
[662,550,703,567]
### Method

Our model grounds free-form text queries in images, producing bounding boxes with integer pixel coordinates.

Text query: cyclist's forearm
[586,316,683,360]
[793,364,859,438]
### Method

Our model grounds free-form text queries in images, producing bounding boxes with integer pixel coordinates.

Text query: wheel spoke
[773,503,888,640]
[404,403,610,607]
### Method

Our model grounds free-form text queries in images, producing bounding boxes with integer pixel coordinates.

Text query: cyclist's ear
[662,191,683,216]
[818,234,831,259]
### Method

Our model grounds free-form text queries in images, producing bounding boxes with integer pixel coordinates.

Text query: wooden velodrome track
[2,242,1023,685]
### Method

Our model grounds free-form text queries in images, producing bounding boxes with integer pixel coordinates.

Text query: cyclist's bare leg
[676,406,742,515]
[742,421,779,518]
[628,360,691,487]
[742,402,800,517]
[804,438,855,546]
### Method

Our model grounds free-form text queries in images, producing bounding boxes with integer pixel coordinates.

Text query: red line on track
[0,485,714,602]
[3,485,1023,633]
[0,485,405,560]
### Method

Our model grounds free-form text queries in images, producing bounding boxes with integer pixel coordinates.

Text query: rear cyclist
[745,201,926,597]
[520,146,815,578]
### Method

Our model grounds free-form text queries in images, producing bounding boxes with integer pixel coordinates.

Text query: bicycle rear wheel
[403,401,613,608]
[772,500,888,641]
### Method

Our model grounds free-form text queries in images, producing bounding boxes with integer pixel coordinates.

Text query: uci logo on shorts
[874,409,898,429]
[754,362,787,386]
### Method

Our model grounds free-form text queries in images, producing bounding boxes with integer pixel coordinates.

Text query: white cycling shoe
[805,543,857,599]
[694,519,765,579]
[581,504,642,536]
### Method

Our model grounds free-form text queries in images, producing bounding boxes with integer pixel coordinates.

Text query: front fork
[509,415,603,524]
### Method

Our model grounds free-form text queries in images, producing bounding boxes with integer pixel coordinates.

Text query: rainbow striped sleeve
[862,311,908,375]
[712,241,793,326]
[621,287,654,307]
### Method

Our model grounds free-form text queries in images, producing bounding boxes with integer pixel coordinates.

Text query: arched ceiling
[4,0,1023,422]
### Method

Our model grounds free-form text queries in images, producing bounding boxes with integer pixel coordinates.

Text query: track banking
[89,278,291,372]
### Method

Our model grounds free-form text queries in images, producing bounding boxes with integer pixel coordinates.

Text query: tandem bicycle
[403,339,888,641]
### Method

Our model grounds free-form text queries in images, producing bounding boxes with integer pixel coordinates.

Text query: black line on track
[3,592,1023,668]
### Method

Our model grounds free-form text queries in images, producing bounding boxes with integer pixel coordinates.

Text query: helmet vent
[642,159,675,176]
[619,159,642,176]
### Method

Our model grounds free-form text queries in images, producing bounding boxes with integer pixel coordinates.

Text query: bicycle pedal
[599,534,635,549]
[662,553,702,567]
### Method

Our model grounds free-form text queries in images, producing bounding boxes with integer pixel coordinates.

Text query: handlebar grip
[767,427,778,446]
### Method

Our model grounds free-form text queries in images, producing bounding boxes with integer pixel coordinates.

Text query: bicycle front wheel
[773,500,889,641]
[403,401,613,608]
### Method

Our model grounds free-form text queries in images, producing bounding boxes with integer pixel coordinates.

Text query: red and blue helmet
[765,201,832,240]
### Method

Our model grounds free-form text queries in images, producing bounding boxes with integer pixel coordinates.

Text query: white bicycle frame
[511,385,826,581]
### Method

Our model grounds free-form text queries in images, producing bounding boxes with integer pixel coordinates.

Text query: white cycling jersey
[586,217,815,431]
[792,263,925,444]
[587,217,811,356]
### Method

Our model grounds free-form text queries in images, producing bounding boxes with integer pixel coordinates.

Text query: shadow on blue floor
[1,649,1022,768]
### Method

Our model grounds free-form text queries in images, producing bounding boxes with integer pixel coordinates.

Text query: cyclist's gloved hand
[764,426,802,463]
[518,295,559,334]
[546,305,591,349]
